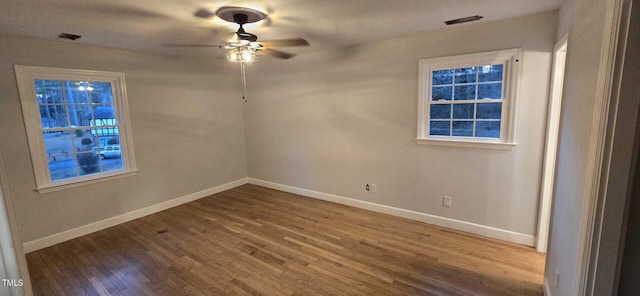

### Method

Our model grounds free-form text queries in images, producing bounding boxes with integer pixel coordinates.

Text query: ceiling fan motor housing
[216,7,266,43]
[166,6,308,61]
[233,13,249,25]
[216,6,266,24]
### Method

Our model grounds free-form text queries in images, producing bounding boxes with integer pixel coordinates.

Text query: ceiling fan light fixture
[227,47,257,63]
[248,42,261,49]
[174,5,309,63]
[241,49,256,63]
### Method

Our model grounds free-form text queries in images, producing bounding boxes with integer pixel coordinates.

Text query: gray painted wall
[0,33,248,243]
[544,0,611,295]
[244,11,557,237]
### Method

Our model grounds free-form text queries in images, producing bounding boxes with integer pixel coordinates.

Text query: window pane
[432,86,452,101]
[455,67,477,83]
[91,105,117,123]
[88,82,114,104]
[39,105,69,128]
[478,64,503,82]
[48,156,78,181]
[44,131,74,159]
[432,69,453,85]
[35,80,64,105]
[76,151,100,176]
[430,104,451,119]
[65,81,92,105]
[454,85,476,100]
[477,103,502,119]
[452,121,473,137]
[89,125,119,140]
[73,134,98,152]
[453,104,474,119]
[429,121,450,136]
[67,104,93,127]
[478,83,502,99]
[101,158,124,173]
[96,136,121,148]
[476,121,501,138]
[69,129,91,141]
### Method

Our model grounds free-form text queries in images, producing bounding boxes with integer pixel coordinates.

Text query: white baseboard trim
[23,178,248,253]
[248,178,535,247]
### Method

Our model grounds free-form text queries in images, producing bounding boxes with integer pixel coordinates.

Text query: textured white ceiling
[0,0,561,59]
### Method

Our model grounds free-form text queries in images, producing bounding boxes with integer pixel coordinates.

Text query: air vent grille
[58,33,82,40]
[445,15,483,26]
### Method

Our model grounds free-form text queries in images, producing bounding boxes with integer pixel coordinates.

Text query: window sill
[416,138,516,150]
[36,170,138,194]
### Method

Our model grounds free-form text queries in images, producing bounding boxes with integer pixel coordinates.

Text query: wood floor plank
[27,184,545,295]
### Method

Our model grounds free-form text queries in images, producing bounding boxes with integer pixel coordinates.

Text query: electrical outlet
[365,184,377,192]
[443,196,452,207]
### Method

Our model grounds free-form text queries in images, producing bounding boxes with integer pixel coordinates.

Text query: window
[15,65,137,193]
[417,49,521,149]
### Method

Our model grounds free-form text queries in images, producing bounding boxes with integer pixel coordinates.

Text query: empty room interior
[1,0,639,295]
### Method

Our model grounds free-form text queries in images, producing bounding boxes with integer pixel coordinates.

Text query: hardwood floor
[27,184,545,295]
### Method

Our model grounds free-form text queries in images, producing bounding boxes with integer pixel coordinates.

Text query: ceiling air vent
[445,15,483,26]
[58,33,82,41]
[193,8,215,19]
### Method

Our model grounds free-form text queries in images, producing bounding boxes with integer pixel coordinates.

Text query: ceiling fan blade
[259,38,309,48]
[162,43,223,48]
[194,8,215,19]
[261,48,295,59]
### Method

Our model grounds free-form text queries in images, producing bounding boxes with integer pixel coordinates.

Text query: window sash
[417,49,520,148]
[427,97,505,139]
[15,65,137,193]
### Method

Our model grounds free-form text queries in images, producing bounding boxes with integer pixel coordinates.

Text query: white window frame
[416,48,522,149]
[14,65,137,193]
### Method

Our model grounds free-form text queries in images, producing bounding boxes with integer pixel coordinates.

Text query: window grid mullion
[62,81,72,128]
[433,81,503,87]
[449,102,453,136]
[473,70,479,137]
[62,82,82,177]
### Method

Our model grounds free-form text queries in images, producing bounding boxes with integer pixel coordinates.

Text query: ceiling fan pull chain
[240,61,248,103]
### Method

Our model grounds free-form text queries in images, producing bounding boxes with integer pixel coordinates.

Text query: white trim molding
[577,0,627,295]
[415,138,516,150]
[536,33,569,253]
[0,143,33,295]
[248,178,535,246]
[23,178,248,253]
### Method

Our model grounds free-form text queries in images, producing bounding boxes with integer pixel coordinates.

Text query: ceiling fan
[163,6,309,62]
